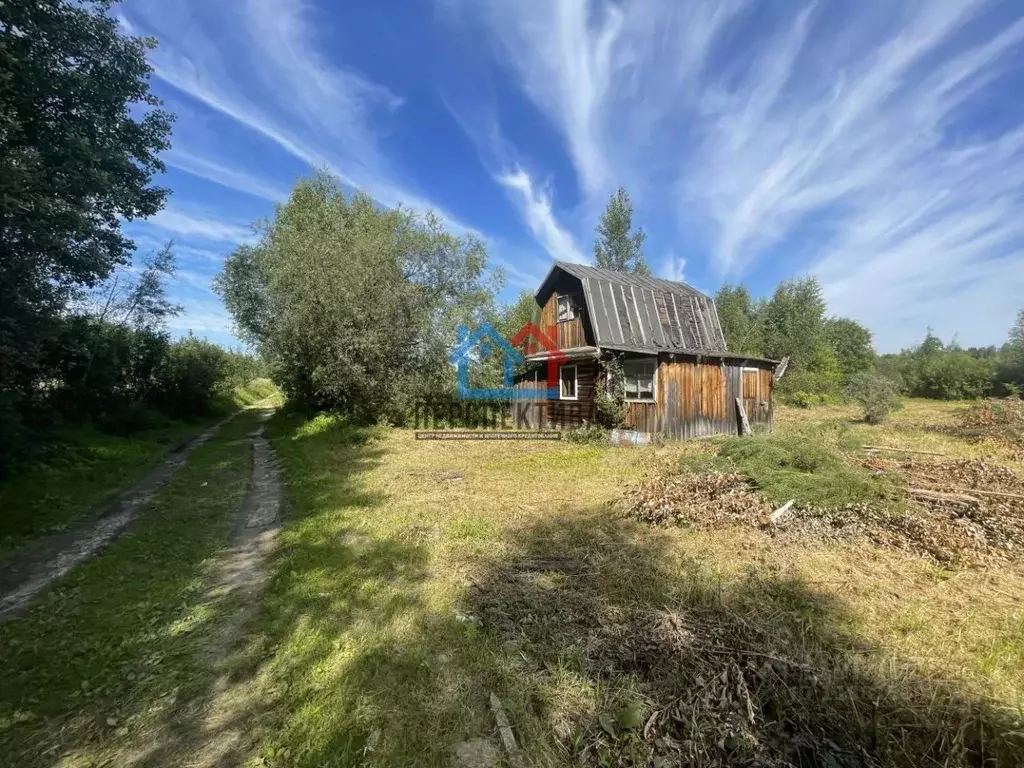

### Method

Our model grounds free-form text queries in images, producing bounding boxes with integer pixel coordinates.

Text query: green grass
[225,411,1022,767]
[682,432,901,509]
[0,378,282,559]
[2,400,1021,766]
[228,377,285,409]
[0,410,263,766]
[0,419,210,557]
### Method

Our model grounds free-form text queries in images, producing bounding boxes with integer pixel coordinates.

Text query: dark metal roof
[537,261,737,357]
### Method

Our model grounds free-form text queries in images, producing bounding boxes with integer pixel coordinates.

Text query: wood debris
[623,456,1024,566]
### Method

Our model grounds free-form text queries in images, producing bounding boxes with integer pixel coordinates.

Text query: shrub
[845,372,903,424]
[153,337,229,418]
[776,368,842,403]
[564,423,608,444]
[787,392,814,409]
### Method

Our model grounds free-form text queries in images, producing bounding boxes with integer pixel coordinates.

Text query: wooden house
[513,262,778,438]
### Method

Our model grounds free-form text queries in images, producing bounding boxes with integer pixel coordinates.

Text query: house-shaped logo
[450,322,566,400]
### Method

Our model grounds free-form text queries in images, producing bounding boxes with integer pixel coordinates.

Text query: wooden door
[741,368,761,423]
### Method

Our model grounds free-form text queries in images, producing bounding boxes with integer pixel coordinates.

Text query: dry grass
[232,403,1024,766]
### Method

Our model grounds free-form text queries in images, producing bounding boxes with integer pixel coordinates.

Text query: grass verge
[0,378,282,559]
[0,410,263,767]
[0,419,209,557]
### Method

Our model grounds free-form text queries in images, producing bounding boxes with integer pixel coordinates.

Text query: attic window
[623,357,656,402]
[557,294,578,322]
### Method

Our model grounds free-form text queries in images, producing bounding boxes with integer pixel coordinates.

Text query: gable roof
[536,262,730,356]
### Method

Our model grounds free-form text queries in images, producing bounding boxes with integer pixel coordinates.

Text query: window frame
[622,357,657,403]
[559,363,578,401]
[741,366,760,398]
[556,293,578,323]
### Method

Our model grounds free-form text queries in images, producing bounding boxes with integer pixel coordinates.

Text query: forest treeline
[714,280,1024,405]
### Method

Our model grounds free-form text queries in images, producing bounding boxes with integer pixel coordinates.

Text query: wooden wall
[513,354,774,437]
[620,355,774,438]
[512,360,598,428]
[536,289,587,350]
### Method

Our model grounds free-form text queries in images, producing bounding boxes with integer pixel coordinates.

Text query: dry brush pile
[930,398,1024,454]
[623,445,1024,566]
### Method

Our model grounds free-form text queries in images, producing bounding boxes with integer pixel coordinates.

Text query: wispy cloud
[164,149,289,202]
[497,167,586,263]
[658,253,687,284]
[146,208,255,243]
[459,0,1024,349]
[124,0,471,228]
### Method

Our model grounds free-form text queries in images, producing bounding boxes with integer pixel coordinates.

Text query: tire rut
[0,413,238,621]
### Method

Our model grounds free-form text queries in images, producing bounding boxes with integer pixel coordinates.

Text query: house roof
[536,261,737,357]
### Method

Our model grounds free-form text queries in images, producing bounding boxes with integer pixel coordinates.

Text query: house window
[623,358,656,402]
[559,364,578,400]
[557,294,578,322]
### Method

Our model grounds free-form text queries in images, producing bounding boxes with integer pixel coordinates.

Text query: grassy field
[221,401,1023,766]
[1,399,1020,766]
[0,379,281,559]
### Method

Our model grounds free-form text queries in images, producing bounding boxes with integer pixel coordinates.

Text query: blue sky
[118,0,1024,353]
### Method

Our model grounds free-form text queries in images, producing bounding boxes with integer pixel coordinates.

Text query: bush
[564,423,608,444]
[845,372,903,424]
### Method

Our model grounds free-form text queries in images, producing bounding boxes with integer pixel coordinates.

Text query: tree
[1,0,172,439]
[216,172,501,420]
[497,290,539,341]
[83,242,183,330]
[759,277,828,371]
[824,317,875,378]
[714,285,762,355]
[994,308,1024,396]
[593,188,650,274]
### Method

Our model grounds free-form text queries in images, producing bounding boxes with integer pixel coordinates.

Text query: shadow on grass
[118,413,395,768]
[256,503,1021,766]
[464,512,1024,767]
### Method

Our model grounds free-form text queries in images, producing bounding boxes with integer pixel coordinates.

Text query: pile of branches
[932,398,1024,450]
[624,472,773,530]
[622,458,1024,566]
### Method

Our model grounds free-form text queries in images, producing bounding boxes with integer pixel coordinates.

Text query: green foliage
[709,435,897,509]
[759,277,828,370]
[154,336,233,418]
[824,317,875,378]
[715,277,874,401]
[996,309,1024,396]
[714,285,762,355]
[0,0,173,458]
[216,172,500,422]
[845,372,903,424]
[595,356,627,428]
[564,423,609,444]
[593,188,650,275]
[878,331,996,400]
